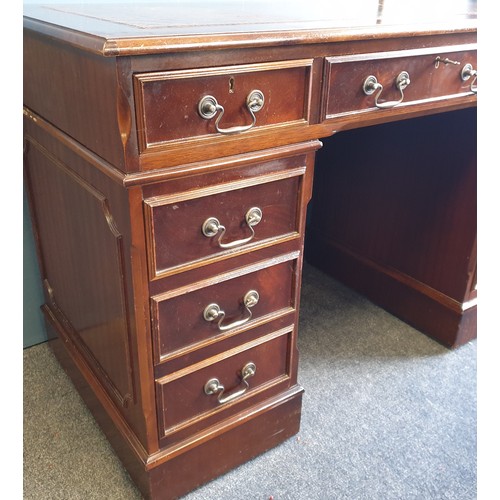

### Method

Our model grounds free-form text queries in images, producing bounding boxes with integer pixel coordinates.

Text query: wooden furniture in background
[23,2,477,498]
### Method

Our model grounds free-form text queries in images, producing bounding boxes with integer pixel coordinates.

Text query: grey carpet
[23,263,477,499]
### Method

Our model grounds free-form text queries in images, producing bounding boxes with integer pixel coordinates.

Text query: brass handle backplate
[204,362,257,404]
[461,63,477,94]
[198,90,265,135]
[363,71,411,109]
[202,207,262,249]
[203,290,259,332]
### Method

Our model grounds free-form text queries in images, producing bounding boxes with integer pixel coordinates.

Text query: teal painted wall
[23,186,46,348]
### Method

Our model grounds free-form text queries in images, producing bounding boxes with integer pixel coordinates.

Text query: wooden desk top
[23,0,477,56]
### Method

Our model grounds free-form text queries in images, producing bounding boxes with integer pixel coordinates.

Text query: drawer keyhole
[229,77,235,94]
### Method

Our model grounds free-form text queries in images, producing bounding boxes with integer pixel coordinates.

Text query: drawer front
[156,327,292,438]
[134,59,313,153]
[144,169,304,278]
[322,46,476,120]
[152,254,298,363]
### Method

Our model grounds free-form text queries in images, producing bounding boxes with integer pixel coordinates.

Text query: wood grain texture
[23,3,477,497]
[23,115,155,449]
[147,387,303,499]
[156,327,293,442]
[140,146,317,281]
[46,310,303,500]
[152,255,297,362]
[45,315,152,493]
[24,12,476,174]
[23,32,129,170]
[306,107,476,346]
[23,1,476,55]
[322,45,477,119]
[305,237,477,348]
[134,59,313,152]
[25,141,135,407]
[145,171,302,278]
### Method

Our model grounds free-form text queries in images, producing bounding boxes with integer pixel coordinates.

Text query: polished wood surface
[134,60,313,152]
[23,3,477,173]
[307,108,477,347]
[23,35,131,171]
[23,3,476,498]
[322,46,477,119]
[146,172,302,277]
[152,257,297,361]
[23,116,153,447]
[156,327,292,441]
[23,1,477,54]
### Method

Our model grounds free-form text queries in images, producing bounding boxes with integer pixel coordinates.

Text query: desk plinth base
[306,234,476,348]
[43,305,303,500]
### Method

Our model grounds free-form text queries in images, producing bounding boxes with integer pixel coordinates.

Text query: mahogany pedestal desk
[23,2,477,498]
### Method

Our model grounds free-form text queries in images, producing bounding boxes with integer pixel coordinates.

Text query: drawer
[134,59,313,153]
[151,254,298,363]
[322,45,476,120]
[144,168,305,279]
[155,326,293,440]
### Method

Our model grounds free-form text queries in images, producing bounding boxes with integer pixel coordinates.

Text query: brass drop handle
[461,63,477,94]
[198,90,265,135]
[204,362,257,404]
[202,207,262,249]
[203,290,259,332]
[363,71,411,109]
